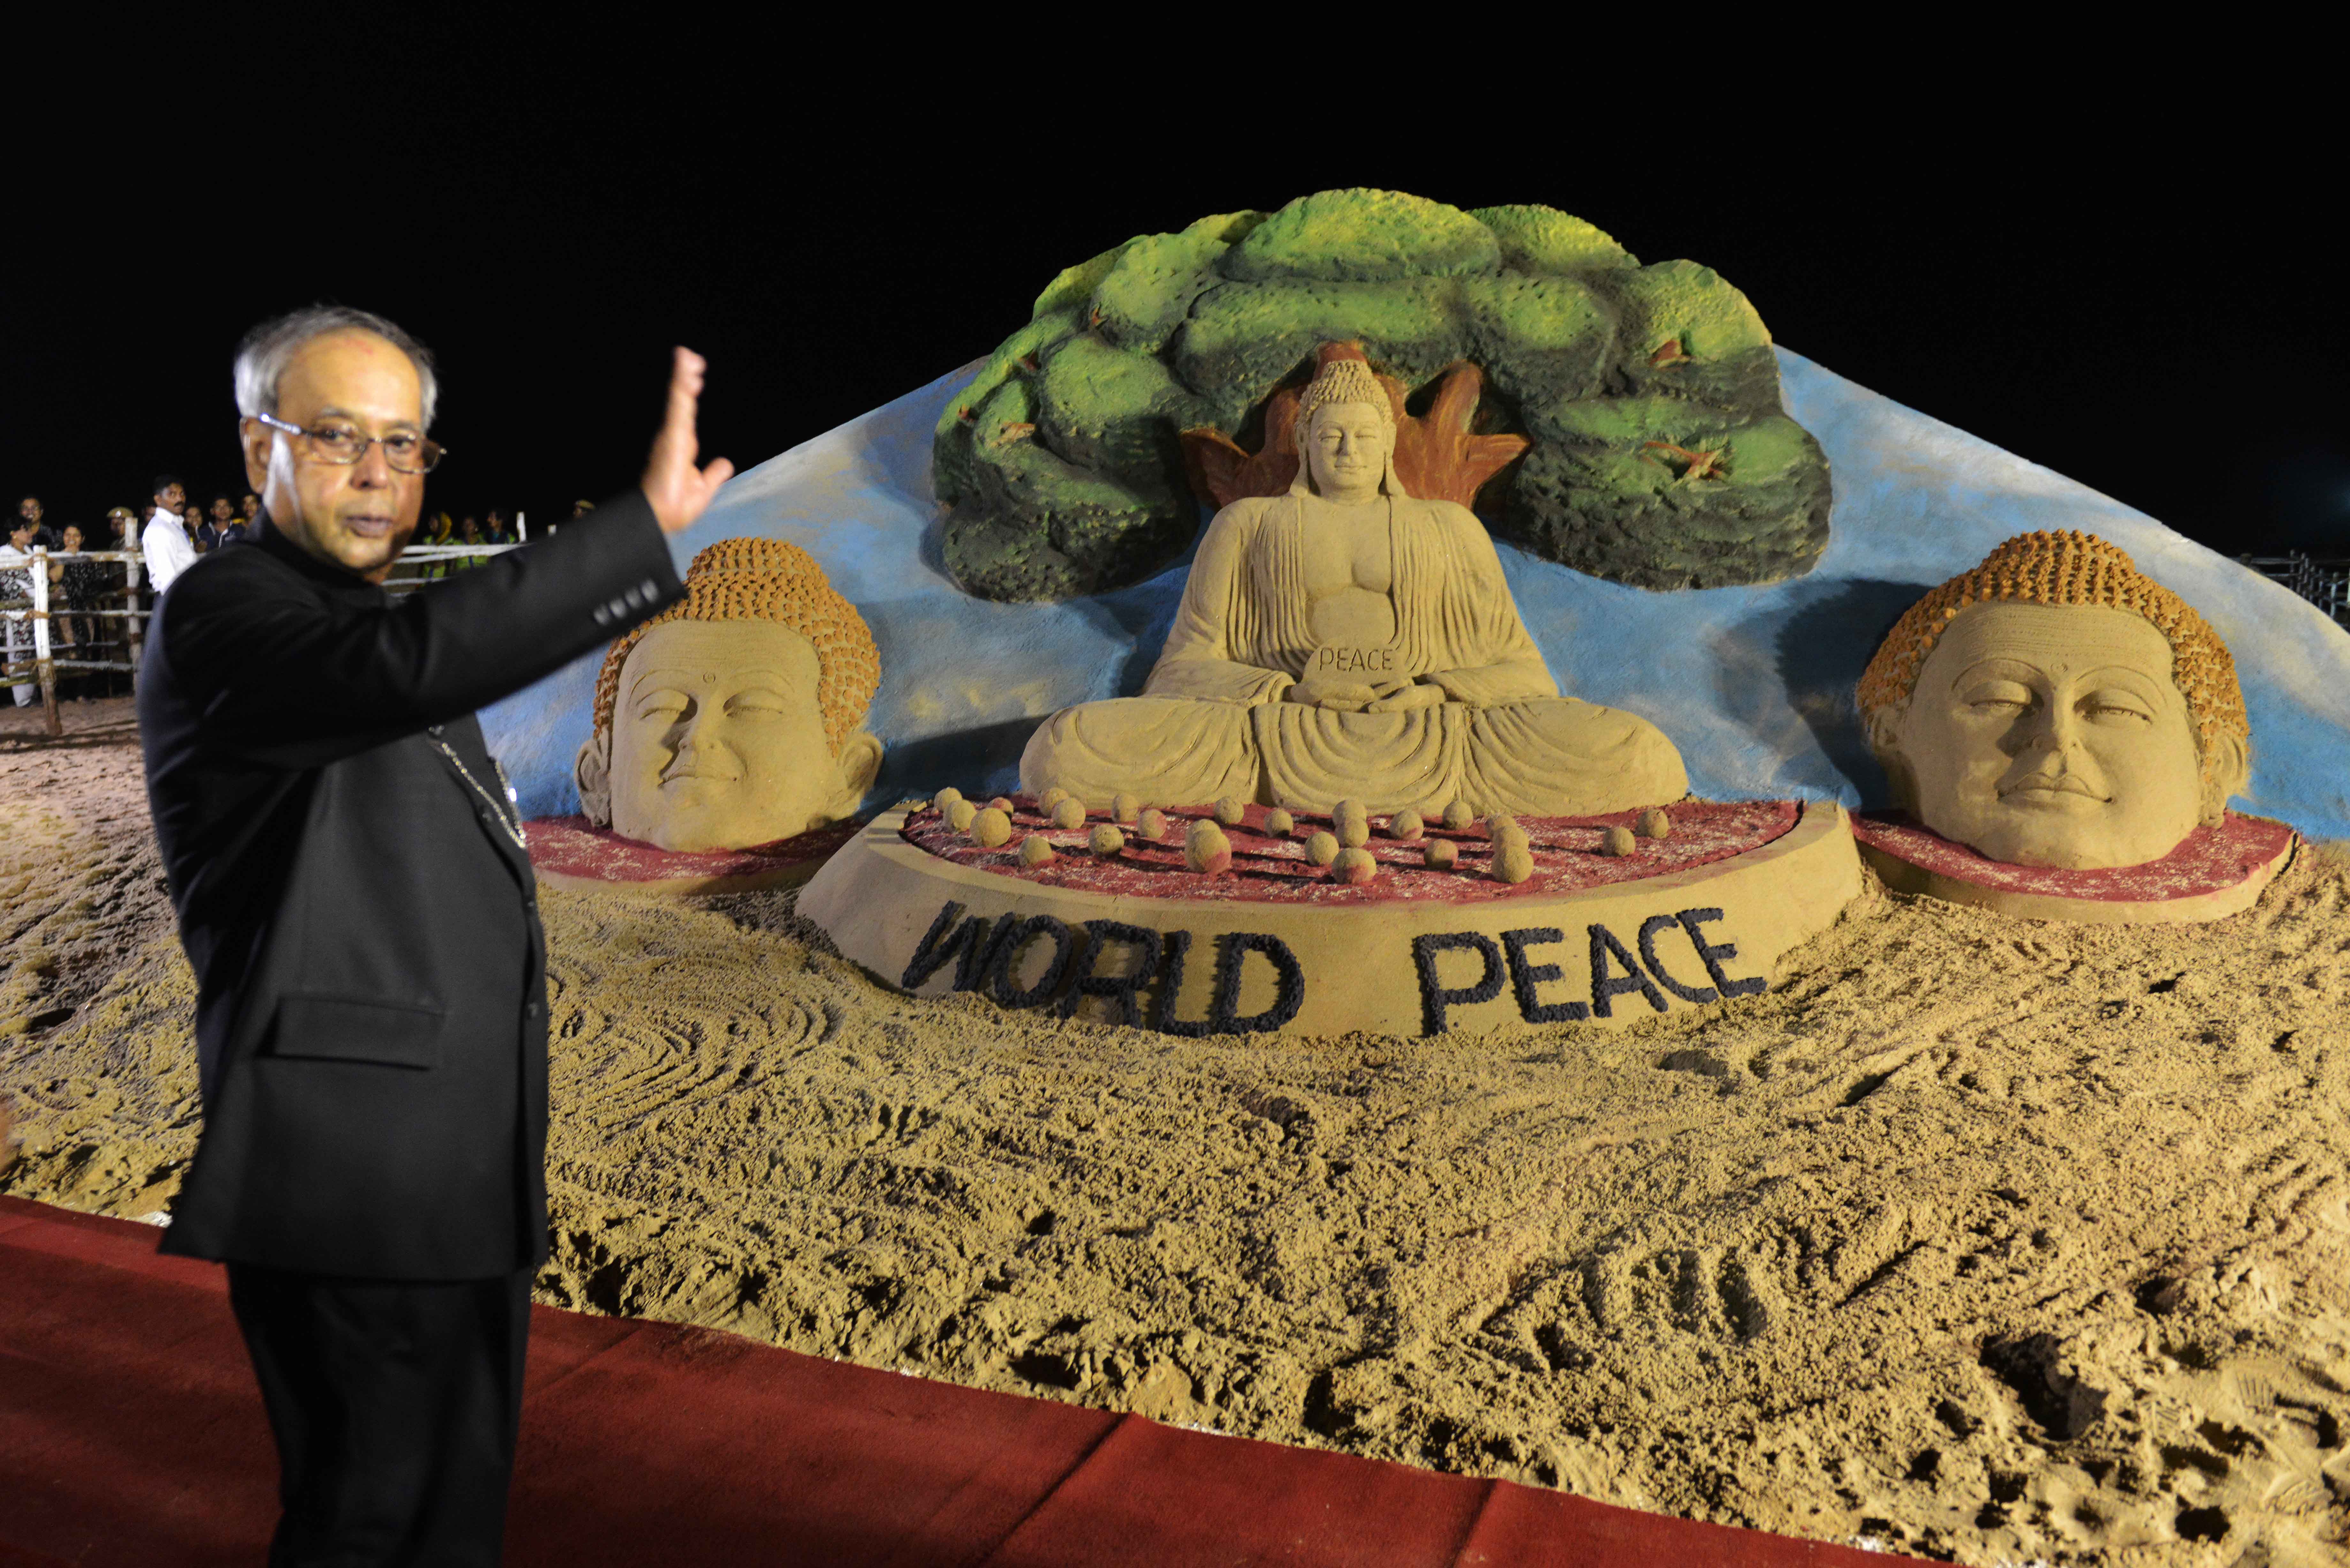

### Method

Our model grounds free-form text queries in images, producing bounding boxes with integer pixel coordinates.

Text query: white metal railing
[2239,553,2350,631]
[3,533,532,734]
[381,542,522,596]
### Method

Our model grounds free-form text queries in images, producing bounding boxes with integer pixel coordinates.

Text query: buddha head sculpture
[1859,531,2250,870]
[1289,353,1407,503]
[576,538,883,852]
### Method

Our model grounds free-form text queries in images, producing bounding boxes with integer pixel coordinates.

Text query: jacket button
[526,1001,543,1019]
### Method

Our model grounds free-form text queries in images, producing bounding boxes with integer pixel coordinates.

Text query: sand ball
[1052,797,1086,831]
[1019,834,1056,867]
[1185,819,1232,874]
[1441,800,1474,831]
[1037,785,1070,813]
[1331,846,1377,885]
[1490,840,1535,884]
[933,786,964,813]
[1112,792,1141,824]
[1388,809,1424,841]
[1600,825,1637,857]
[1140,808,1168,840]
[1336,816,1370,848]
[1213,795,1247,826]
[1484,813,1523,843]
[946,799,978,832]
[1637,807,1672,840]
[971,807,1012,848]
[1089,824,1125,857]
[1424,840,1458,870]
[988,796,1014,813]
[1333,797,1367,825]
[1306,830,1339,866]
[1265,807,1295,837]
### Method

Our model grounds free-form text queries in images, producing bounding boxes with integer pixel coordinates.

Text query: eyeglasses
[254,411,447,473]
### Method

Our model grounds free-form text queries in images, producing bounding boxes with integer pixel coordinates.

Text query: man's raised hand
[641,347,736,535]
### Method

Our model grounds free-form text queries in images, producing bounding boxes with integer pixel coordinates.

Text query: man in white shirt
[141,474,199,593]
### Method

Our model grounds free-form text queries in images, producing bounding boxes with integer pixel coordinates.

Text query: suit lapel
[426,720,535,889]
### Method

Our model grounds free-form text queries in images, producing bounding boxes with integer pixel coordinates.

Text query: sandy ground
[4,699,2346,1566]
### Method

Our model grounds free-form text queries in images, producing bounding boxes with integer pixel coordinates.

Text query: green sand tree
[934,190,1832,602]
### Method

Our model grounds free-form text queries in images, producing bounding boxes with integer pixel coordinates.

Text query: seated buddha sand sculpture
[1858,530,2250,870]
[1021,356,1688,816]
[576,538,883,852]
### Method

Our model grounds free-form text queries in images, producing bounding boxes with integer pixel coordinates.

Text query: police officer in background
[138,305,733,1563]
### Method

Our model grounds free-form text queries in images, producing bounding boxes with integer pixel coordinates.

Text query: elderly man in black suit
[139,304,734,1564]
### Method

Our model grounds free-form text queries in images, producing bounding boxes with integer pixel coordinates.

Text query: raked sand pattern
[3,704,2346,1565]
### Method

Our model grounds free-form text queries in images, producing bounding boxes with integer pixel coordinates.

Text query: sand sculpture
[815,204,1894,1034]
[1853,531,2296,923]
[800,795,1861,1039]
[1859,531,2249,871]
[936,189,1832,601]
[575,538,883,853]
[1020,351,1689,817]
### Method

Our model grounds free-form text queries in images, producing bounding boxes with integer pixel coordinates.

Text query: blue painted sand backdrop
[484,350,2350,843]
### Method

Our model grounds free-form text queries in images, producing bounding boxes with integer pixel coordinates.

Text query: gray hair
[232,305,440,430]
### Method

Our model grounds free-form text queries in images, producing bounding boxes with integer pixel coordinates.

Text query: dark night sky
[8,73,2339,562]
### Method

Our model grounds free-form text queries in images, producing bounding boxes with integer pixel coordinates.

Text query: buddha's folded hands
[1362,681,1447,713]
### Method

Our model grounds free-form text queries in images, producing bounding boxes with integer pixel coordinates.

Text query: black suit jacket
[139,495,683,1278]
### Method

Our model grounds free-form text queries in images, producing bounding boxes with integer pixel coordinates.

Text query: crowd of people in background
[3,486,576,708]
[408,507,526,579]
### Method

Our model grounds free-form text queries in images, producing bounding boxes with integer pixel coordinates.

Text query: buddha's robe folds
[1021,495,1688,816]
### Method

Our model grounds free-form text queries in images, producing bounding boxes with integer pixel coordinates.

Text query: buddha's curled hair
[592,537,880,752]
[1291,357,1397,449]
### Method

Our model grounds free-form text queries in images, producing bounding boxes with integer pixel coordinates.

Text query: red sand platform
[1853,809,2295,924]
[0,1195,1929,1566]
[905,799,1799,906]
[525,814,864,895]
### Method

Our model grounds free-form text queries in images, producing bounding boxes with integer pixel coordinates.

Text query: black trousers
[226,1262,533,1567]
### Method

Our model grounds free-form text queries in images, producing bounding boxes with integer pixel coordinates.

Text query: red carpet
[0,1195,1927,1566]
